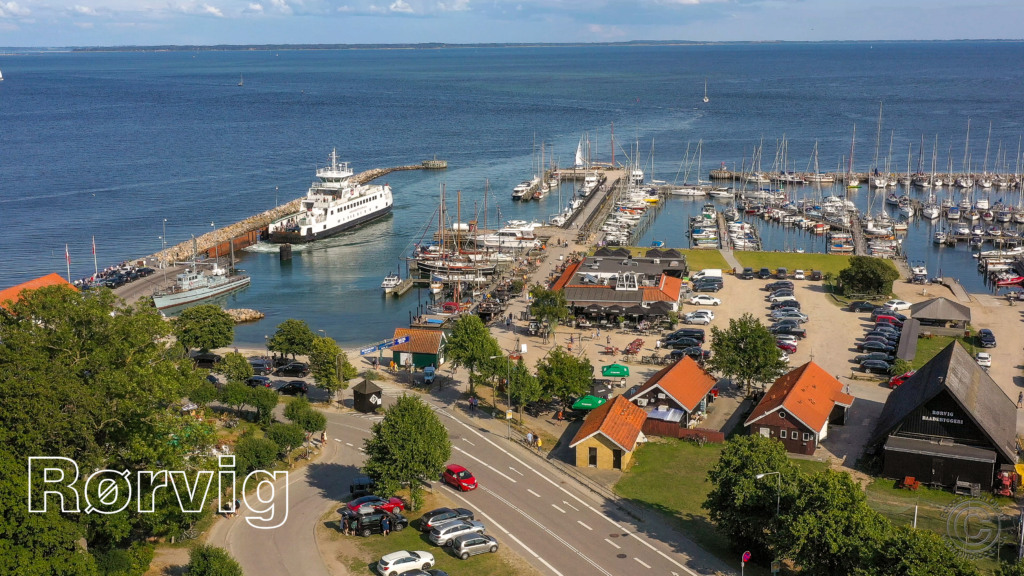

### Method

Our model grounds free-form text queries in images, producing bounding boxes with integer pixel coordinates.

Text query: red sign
[742,551,752,563]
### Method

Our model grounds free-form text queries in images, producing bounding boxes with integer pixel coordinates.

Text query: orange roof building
[0,273,76,310]
[628,357,719,430]
[389,327,447,370]
[570,396,647,470]
[744,362,854,456]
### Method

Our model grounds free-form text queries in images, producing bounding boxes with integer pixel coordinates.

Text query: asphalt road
[206,384,732,576]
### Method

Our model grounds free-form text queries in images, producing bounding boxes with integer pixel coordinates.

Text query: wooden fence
[641,419,725,443]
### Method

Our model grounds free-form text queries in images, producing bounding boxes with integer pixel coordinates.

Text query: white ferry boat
[152,263,250,311]
[267,150,393,243]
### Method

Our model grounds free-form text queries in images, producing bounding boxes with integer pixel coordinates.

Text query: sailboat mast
[483,179,489,231]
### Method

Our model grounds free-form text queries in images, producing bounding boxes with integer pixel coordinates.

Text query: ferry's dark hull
[268,205,392,244]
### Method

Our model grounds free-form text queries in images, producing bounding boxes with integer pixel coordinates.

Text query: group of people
[342,512,391,536]
[524,431,543,450]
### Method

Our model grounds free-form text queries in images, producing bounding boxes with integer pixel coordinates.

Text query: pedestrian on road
[382,516,391,536]
[606,335,611,345]
[1018,392,1023,408]
[232,499,241,518]
[656,340,661,350]
[597,328,601,338]
[320,430,327,445]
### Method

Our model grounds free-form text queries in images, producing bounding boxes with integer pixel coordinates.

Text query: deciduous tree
[308,336,356,403]
[188,544,243,576]
[219,351,253,383]
[363,395,451,510]
[857,525,980,576]
[445,314,501,395]
[248,386,279,426]
[284,397,326,433]
[172,303,234,353]
[507,357,542,420]
[838,256,900,296]
[706,313,788,394]
[220,381,251,415]
[268,319,315,359]
[234,435,279,473]
[265,423,307,456]
[528,284,570,328]
[535,346,593,406]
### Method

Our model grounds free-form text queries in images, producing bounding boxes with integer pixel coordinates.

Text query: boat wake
[243,241,312,254]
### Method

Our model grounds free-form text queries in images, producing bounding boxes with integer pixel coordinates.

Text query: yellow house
[569,396,647,470]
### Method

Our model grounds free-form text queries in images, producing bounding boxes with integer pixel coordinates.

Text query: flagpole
[65,244,71,283]
[92,236,98,278]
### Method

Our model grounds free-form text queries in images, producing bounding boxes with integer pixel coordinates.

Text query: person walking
[1018,391,1023,408]
[536,437,543,452]
[349,517,358,536]
[526,431,534,446]
[606,335,611,345]
[381,515,391,536]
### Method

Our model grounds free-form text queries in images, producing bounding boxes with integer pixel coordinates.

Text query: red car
[776,341,797,354]
[888,370,916,389]
[442,464,478,491]
[346,495,405,514]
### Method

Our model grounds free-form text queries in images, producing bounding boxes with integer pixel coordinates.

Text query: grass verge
[734,252,855,277]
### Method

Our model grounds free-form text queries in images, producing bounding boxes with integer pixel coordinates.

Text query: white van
[691,269,723,281]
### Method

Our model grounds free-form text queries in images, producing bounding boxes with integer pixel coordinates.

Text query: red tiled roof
[641,275,682,303]
[745,361,854,433]
[0,273,77,309]
[552,260,583,292]
[628,356,717,412]
[391,328,444,355]
[569,395,647,452]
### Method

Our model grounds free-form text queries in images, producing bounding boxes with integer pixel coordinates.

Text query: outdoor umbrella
[606,304,625,315]
[585,304,603,314]
[572,395,607,411]
[601,363,630,377]
[624,305,647,317]
[648,301,673,315]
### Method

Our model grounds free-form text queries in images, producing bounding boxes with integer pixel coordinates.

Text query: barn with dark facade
[868,341,1017,491]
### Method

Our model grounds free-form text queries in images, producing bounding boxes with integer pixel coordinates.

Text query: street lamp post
[489,354,512,440]
[264,335,269,358]
[756,471,782,573]
[162,218,168,268]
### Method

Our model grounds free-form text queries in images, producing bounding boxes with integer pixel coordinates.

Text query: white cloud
[201,3,223,16]
[245,2,264,13]
[389,0,413,12]
[74,21,95,27]
[436,0,470,11]
[73,5,98,15]
[0,1,30,18]
[268,0,293,14]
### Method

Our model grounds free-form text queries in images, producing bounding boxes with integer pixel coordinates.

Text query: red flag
[65,244,70,265]
[92,236,96,255]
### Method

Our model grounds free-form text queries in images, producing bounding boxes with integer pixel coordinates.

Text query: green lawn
[911,335,977,370]
[734,252,857,277]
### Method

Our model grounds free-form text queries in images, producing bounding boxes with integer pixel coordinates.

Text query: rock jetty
[225,308,265,323]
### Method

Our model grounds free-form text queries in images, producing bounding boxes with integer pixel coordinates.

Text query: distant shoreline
[1,39,1022,55]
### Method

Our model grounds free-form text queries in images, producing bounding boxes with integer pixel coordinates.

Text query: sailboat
[703,79,709,103]
[0,69,4,82]
[237,74,244,87]
[846,124,861,188]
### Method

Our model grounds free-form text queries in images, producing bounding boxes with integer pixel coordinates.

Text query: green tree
[284,397,326,433]
[997,560,1024,576]
[265,423,307,456]
[535,346,593,406]
[780,469,890,576]
[507,358,542,421]
[219,351,253,383]
[220,381,251,415]
[268,319,315,359]
[446,314,501,395]
[189,380,220,407]
[703,435,800,560]
[706,313,788,394]
[248,386,279,426]
[308,336,356,403]
[172,304,234,353]
[889,358,914,377]
[862,525,980,576]
[363,395,451,510]
[234,435,279,473]
[837,256,900,296]
[528,284,571,328]
[187,544,243,576]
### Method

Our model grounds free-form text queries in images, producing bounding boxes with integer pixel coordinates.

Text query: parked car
[848,300,878,312]
[977,329,997,348]
[419,508,475,533]
[884,299,912,311]
[670,347,712,361]
[855,352,895,364]
[778,352,790,363]
[874,316,904,329]
[776,267,789,279]
[693,282,722,293]
[976,352,992,367]
[376,551,435,575]
[451,533,499,560]
[774,334,799,344]
[769,324,806,338]
[349,510,409,537]
[193,352,221,369]
[771,309,808,323]
[277,380,308,395]
[429,520,486,547]
[442,464,478,491]
[276,361,310,377]
[245,375,272,388]
[871,308,908,322]
[768,293,797,303]
[793,269,806,280]
[810,270,823,281]
[864,331,899,344]
[664,328,705,343]
[690,294,721,306]
[683,313,711,326]
[758,267,773,279]
[860,359,892,374]
[738,267,755,279]
[863,335,897,346]
[764,280,794,292]
[350,476,376,498]
[765,290,794,301]
[871,323,901,335]
[857,340,895,353]
[888,371,916,389]
[769,299,802,310]
[665,338,702,350]
[770,319,801,330]
[249,357,273,375]
[347,495,406,514]
[423,366,436,384]
[777,341,797,354]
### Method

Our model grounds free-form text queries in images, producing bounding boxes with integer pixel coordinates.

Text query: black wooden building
[868,341,1017,491]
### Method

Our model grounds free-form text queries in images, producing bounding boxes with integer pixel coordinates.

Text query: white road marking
[562,500,579,511]
[344,442,354,447]
[551,504,566,513]
[604,538,621,549]
[527,489,541,498]
[453,445,517,483]
[509,466,525,476]
[462,438,476,446]
[634,558,651,569]
[577,520,593,531]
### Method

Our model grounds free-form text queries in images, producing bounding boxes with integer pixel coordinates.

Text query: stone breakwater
[146,165,424,265]
[225,308,265,323]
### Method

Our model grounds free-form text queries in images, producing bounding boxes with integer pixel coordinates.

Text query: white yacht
[473,220,542,250]
[152,263,250,311]
[381,273,402,294]
[512,180,533,201]
[267,150,392,243]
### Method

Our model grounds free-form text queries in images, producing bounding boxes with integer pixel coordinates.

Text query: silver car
[428,520,485,546]
[451,533,499,560]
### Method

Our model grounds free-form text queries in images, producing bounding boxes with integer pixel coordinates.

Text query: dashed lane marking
[551,504,566,513]
[577,520,592,531]
[604,538,621,549]
[462,438,475,446]
[452,445,517,483]
[634,558,651,569]
[527,489,541,498]
[562,501,579,512]
[509,466,525,476]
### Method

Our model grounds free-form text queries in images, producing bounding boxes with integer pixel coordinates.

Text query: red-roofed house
[628,357,719,433]
[744,362,854,456]
[390,327,447,370]
[0,273,77,310]
[570,395,647,470]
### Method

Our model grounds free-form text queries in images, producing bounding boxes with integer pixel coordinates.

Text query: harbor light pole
[489,354,513,440]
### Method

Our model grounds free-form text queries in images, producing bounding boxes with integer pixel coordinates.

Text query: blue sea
[2,42,1023,346]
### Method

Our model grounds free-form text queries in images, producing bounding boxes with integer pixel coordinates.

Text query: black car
[864,331,900,343]
[693,279,724,289]
[769,325,806,338]
[758,267,773,279]
[344,509,409,537]
[769,299,802,310]
[871,308,908,322]
[977,329,997,348]
[848,300,878,313]
[246,375,272,388]
[276,362,311,377]
[855,352,895,364]
[193,352,222,369]
[693,283,722,293]
[860,359,892,374]
[776,267,789,279]
[419,507,475,532]
[738,267,755,279]
[277,380,308,395]
[665,338,703,350]
[764,280,794,292]
[138,267,156,277]
[664,328,706,343]
[670,347,712,362]
[770,319,801,330]
[857,340,894,353]
[863,335,897,346]
[249,357,273,375]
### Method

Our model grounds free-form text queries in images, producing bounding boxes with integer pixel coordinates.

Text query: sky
[0,0,1022,48]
